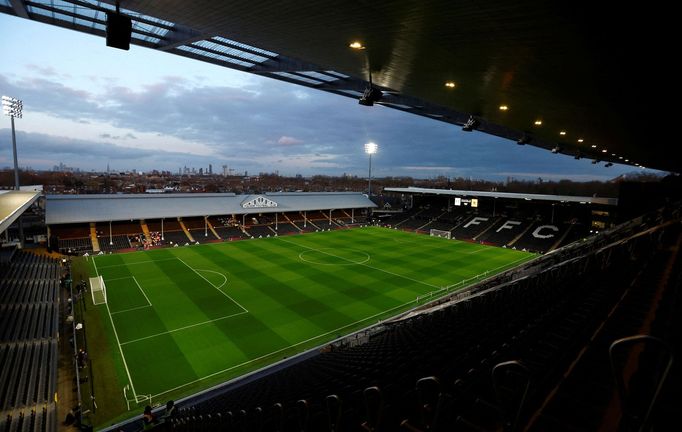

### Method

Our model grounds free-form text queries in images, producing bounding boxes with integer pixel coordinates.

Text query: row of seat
[0,303,58,343]
[57,237,92,254]
[0,251,60,432]
[1,405,55,432]
[0,280,58,306]
[0,340,57,413]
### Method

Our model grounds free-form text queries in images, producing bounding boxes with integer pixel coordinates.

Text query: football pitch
[86,226,535,409]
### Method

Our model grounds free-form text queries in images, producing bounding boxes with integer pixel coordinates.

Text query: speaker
[106,12,132,50]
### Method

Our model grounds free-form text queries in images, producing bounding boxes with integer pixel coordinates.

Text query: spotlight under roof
[461,115,479,132]
[358,86,383,106]
[517,134,531,145]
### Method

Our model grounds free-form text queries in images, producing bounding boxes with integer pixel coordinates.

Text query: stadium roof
[0,190,40,233]
[384,187,618,206]
[0,1,674,173]
[45,192,376,225]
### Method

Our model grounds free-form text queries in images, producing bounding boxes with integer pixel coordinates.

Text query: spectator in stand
[76,348,88,369]
[161,400,176,422]
[142,405,156,429]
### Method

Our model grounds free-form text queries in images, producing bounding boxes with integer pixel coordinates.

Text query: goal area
[430,228,451,239]
[90,276,107,305]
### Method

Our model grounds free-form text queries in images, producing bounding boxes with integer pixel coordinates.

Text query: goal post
[90,276,107,305]
[430,228,451,239]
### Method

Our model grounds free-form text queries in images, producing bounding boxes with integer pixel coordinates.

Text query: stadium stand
[272,223,301,235]
[512,222,568,253]
[56,238,92,255]
[183,217,219,243]
[97,235,131,252]
[0,251,60,432]
[247,225,276,238]
[476,218,532,246]
[111,203,680,432]
[145,219,190,245]
[451,214,500,240]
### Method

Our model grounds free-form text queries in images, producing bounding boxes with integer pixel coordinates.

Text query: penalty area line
[92,256,139,402]
[120,311,248,346]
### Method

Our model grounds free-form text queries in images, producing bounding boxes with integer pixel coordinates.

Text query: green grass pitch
[86,226,534,415]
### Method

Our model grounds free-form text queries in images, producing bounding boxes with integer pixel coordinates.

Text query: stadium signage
[454,197,478,207]
[242,196,278,208]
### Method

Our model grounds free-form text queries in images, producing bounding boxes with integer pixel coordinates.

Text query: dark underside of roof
[2,0,676,172]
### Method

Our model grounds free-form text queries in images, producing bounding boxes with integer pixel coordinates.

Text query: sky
[0,13,662,181]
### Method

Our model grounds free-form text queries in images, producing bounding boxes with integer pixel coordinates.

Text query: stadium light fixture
[559,130,566,136]
[499,105,509,111]
[359,86,383,106]
[462,115,479,132]
[2,95,22,191]
[445,81,456,88]
[534,119,543,126]
[349,41,381,106]
[517,134,531,145]
[364,142,378,197]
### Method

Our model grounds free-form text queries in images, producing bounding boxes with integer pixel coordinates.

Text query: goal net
[90,276,107,305]
[430,228,451,239]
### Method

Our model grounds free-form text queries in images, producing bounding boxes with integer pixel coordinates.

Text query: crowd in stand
[145,232,164,247]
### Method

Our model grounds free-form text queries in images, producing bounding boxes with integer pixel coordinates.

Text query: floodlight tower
[2,96,24,248]
[2,96,22,190]
[364,142,378,197]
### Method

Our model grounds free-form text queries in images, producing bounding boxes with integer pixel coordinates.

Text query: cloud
[0,66,658,180]
[401,166,457,171]
[98,132,137,140]
[277,136,303,146]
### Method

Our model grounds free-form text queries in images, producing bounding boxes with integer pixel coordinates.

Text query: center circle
[299,248,370,265]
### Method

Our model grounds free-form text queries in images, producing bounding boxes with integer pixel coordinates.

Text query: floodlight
[365,142,378,154]
[461,115,479,132]
[2,96,23,118]
[359,86,383,106]
[517,134,531,145]
[364,142,378,197]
